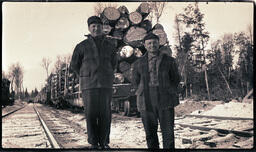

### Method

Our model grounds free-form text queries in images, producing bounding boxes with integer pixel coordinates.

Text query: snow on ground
[175,100,224,117]
[64,99,228,148]
[191,100,253,118]
[110,117,147,148]
[3,98,253,149]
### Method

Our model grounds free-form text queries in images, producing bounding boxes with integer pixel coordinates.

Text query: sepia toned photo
[2,1,254,150]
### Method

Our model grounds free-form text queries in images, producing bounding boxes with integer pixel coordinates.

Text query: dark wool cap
[87,16,103,26]
[143,33,159,42]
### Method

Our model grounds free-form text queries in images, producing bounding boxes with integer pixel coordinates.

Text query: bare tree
[94,2,104,16]
[41,57,52,78]
[174,14,183,54]
[7,64,16,91]
[148,2,166,24]
[8,62,24,99]
[53,54,71,73]
[63,53,72,95]
[63,53,72,65]
[54,55,64,73]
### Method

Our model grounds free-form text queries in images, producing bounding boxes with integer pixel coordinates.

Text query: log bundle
[97,3,171,83]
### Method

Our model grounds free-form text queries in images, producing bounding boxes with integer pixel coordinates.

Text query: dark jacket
[132,52,181,112]
[70,35,117,90]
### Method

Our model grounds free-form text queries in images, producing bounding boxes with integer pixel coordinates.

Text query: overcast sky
[2,2,253,92]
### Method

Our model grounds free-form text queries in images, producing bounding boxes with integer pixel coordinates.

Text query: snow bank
[191,101,253,118]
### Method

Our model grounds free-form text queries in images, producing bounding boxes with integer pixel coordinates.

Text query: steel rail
[176,123,253,137]
[2,106,26,118]
[185,114,253,121]
[33,104,61,148]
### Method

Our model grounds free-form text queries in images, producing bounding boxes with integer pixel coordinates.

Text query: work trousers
[82,88,112,146]
[140,87,175,149]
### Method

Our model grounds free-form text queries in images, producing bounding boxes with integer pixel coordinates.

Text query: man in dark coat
[70,16,117,149]
[132,33,181,149]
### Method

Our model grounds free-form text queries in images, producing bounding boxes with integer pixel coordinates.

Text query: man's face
[89,23,103,37]
[144,39,160,53]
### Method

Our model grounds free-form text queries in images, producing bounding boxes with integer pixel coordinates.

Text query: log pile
[98,3,171,83]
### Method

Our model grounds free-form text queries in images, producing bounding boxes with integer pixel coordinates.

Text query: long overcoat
[70,35,117,90]
[132,52,181,112]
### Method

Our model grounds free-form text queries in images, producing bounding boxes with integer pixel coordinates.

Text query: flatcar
[38,62,139,116]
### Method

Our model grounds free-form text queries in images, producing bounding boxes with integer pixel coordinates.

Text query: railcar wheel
[124,100,131,116]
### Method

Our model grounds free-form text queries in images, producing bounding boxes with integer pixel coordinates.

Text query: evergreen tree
[31,90,34,98]
[234,32,253,96]
[34,88,39,97]
[25,88,29,99]
[177,3,210,100]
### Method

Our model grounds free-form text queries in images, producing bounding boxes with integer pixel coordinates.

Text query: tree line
[174,3,253,101]
[2,65,40,100]
[2,53,71,101]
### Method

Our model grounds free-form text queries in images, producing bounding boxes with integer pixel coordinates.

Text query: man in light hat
[132,33,181,149]
[70,16,117,149]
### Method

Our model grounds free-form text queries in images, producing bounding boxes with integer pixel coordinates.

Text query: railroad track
[2,103,51,148]
[33,105,61,148]
[34,104,253,149]
[2,103,92,149]
[31,104,255,149]
[2,102,253,149]
[33,103,92,149]
[174,114,253,148]
[3,103,61,148]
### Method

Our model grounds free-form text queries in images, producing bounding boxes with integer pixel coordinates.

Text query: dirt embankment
[2,100,27,116]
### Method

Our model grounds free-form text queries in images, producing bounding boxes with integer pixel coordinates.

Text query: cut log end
[124,26,147,47]
[119,45,134,59]
[114,73,125,84]
[129,12,142,25]
[103,7,121,21]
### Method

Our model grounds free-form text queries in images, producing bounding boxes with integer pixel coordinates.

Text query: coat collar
[85,34,105,42]
[83,34,107,66]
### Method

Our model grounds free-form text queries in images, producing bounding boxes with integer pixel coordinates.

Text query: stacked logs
[99,3,171,83]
